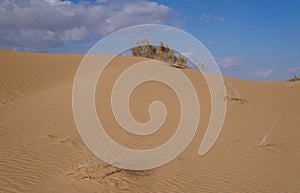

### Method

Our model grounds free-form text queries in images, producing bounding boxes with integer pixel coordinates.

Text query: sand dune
[1,50,300,193]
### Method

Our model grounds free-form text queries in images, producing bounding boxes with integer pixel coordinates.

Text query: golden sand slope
[0,50,300,193]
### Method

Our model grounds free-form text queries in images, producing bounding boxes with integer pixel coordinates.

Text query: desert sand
[1,50,300,193]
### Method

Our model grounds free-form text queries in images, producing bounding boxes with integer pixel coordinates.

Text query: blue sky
[0,0,299,81]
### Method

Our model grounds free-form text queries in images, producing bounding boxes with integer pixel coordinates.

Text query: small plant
[68,154,150,190]
[224,81,248,104]
[288,75,300,82]
[257,128,272,147]
[255,128,286,153]
[131,38,189,69]
[224,96,248,104]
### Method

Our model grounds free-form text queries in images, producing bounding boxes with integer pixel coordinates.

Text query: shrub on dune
[131,38,189,69]
[288,75,300,82]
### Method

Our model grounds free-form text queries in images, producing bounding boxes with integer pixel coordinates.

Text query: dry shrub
[224,81,248,104]
[257,128,272,147]
[131,38,188,69]
[289,75,300,82]
[67,154,150,190]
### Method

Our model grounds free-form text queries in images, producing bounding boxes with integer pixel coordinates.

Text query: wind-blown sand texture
[1,50,300,193]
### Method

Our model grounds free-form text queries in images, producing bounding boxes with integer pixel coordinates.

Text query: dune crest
[1,50,300,193]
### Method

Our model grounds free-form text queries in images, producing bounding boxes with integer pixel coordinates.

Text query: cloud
[216,56,278,80]
[286,67,300,75]
[265,55,283,62]
[200,14,226,23]
[0,0,172,51]
[217,56,244,70]
[252,69,274,78]
[206,40,215,45]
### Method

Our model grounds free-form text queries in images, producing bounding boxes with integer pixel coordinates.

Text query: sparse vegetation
[255,128,286,153]
[224,96,248,104]
[257,128,272,147]
[224,81,248,104]
[67,154,150,190]
[131,38,189,69]
[288,75,300,82]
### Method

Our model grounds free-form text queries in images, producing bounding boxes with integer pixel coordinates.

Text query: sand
[0,50,300,193]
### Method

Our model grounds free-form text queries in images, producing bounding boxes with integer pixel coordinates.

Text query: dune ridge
[0,50,300,193]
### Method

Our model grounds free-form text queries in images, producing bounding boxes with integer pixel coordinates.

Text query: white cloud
[0,0,172,51]
[252,69,274,78]
[286,67,300,75]
[265,55,282,62]
[206,40,215,45]
[200,14,225,22]
[217,56,244,69]
[216,56,277,80]
[96,0,107,3]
